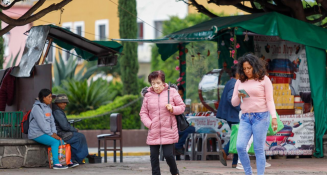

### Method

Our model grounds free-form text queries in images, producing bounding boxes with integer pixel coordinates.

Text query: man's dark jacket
[52,103,77,141]
[216,78,241,123]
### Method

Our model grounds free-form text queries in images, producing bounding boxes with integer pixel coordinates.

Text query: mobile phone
[238,89,250,98]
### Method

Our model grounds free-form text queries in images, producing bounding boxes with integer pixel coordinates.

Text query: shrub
[67,95,142,130]
[54,79,112,114]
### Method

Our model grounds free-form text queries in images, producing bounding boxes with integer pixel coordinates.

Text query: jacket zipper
[158,94,162,145]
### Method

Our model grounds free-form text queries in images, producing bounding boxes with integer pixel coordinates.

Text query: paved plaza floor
[1,156,327,175]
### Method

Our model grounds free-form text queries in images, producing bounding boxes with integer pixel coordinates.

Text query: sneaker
[265,162,271,168]
[236,163,243,170]
[53,164,68,169]
[218,150,227,166]
[68,163,79,168]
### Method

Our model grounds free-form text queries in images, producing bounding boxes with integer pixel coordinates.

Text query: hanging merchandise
[192,55,195,65]
[244,30,249,41]
[217,51,221,59]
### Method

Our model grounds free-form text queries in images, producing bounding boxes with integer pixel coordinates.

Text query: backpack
[21,104,41,134]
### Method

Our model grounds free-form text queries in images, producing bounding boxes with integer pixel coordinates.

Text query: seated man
[175,85,196,155]
[52,94,89,164]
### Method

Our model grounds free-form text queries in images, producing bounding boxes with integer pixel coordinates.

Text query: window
[95,19,109,40]
[62,22,73,61]
[74,21,85,37]
[74,21,85,63]
[137,22,144,45]
[154,21,164,39]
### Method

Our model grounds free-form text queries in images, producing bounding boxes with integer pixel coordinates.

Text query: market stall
[114,12,327,158]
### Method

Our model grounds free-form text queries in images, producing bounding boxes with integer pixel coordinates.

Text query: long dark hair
[38,89,52,103]
[237,53,266,82]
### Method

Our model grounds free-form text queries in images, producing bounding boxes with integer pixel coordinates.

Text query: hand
[51,133,61,140]
[166,104,173,113]
[272,118,278,132]
[238,92,246,99]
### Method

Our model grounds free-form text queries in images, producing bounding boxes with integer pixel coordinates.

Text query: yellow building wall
[33,0,120,74]
[188,0,250,15]
[34,0,120,40]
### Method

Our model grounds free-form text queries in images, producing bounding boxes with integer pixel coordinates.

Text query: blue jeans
[66,132,89,163]
[175,126,196,149]
[224,121,239,165]
[33,134,61,165]
[236,112,269,175]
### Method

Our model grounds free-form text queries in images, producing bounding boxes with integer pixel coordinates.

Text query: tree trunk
[118,0,139,95]
[0,9,4,69]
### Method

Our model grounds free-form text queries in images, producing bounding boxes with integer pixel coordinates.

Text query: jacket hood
[140,83,178,97]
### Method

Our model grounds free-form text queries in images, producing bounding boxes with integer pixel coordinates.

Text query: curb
[90,152,150,157]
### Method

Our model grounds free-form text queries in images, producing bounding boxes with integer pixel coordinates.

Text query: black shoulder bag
[168,82,189,132]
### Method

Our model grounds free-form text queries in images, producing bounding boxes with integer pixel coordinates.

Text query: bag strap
[30,104,42,122]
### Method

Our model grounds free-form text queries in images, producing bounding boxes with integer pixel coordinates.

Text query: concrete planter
[0,139,48,169]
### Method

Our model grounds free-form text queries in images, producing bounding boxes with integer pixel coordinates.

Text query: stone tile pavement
[1,156,327,175]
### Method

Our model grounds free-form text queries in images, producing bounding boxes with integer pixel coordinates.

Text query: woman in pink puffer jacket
[140,70,185,175]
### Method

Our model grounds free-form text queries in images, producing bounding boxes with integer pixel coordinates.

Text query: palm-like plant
[55,79,112,114]
[5,49,21,69]
[53,53,98,87]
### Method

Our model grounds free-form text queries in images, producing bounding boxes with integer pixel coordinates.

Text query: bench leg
[120,139,123,162]
[104,139,107,163]
[98,139,101,157]
[114,140,116,163]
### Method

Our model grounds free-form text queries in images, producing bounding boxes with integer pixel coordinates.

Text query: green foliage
[118,0,139,95]
[67,95,141,130]
[151,13,226,104]
[53,79,112,114]
[107,81,123,101]
[138,77,150,93]
[53,53,97,87]
[5,49,21,69]
[151,13,213,84]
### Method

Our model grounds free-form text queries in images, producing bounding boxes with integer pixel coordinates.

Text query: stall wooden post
[178,43,186,101]
[38,38,53,65]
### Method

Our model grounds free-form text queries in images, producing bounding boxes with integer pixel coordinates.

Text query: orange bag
[47,139,71,168]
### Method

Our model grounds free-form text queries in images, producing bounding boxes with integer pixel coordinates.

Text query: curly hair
[236,53,266,82]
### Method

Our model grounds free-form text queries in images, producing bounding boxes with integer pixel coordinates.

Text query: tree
[118,0,139,95]
[151,13,224,103]
[151,14,212,83]
[179,0,327,27]
[0,0,72,36]
[0,9,3,69]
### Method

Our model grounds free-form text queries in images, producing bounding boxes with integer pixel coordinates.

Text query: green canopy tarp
[48,25,123,61]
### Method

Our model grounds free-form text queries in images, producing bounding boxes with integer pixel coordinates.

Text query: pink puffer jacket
[139,83,185,145]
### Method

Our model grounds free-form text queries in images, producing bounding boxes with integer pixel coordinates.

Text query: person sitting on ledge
[28,89,76,169]
[52,94,89,165]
